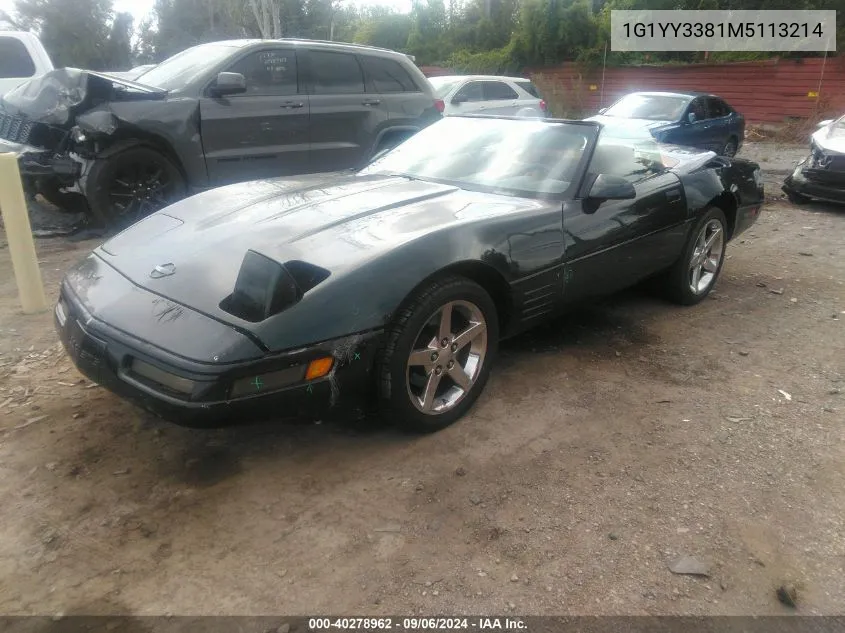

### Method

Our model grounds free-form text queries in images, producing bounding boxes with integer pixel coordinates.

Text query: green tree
[105,11,133,70]
[353,8,413,50]
[406,0,447,63]
[150,0,253,61]
[14,0,113,69]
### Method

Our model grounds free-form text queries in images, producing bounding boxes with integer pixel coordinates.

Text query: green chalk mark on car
[252,376,263,391]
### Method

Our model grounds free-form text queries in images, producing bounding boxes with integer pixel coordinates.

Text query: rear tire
[87,144,186,230]
[377,275,499,433]
[665,207,728,306]
[721,136,739,157]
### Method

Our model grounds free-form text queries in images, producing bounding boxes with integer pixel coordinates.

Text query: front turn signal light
[305,356,334,381]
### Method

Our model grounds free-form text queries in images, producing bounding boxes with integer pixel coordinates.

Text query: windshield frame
[132,42,243,91]
[360,115,602,201]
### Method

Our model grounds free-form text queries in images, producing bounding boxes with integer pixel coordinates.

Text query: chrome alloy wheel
[406,300,488,415]
[689,218,725,295]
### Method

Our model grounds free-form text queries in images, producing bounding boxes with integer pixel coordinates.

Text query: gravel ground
[0,161,843,617]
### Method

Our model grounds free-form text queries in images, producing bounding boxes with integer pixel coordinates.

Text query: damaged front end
[0,68,167,208]
[783,115,845,205]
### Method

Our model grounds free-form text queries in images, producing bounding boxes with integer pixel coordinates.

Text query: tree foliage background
[3,0,842,72]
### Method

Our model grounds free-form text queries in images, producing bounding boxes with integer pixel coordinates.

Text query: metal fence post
[0,153,48,313]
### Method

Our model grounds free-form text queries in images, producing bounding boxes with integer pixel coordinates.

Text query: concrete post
[0,153,48,313]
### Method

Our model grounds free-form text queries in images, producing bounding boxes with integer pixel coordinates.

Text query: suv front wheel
[87,144,186,230]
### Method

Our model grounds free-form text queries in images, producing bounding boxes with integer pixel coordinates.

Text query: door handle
[280,101,304,109]
[361,99,381,106]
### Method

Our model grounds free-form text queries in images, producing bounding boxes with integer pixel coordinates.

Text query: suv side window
[0,36,36,78]
[310,50,365,95]
[482,81,518,101]
[361,56,418,93]
[453,81,484,102]
[224,49,298,96]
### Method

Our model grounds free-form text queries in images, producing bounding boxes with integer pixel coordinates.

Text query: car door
[305,48,389,172]
[705,97,732,151]
[562,137,689,302]
[358,53,428,133]
[677,97,712,151]
[480,80,520,114]
[199,47,310,186]
[449,80,485,115]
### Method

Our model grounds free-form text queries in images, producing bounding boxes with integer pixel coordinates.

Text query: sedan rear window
[0,37,36,79]
[428,77,461,99]
[515,80,541,98]
[603,94,691,121]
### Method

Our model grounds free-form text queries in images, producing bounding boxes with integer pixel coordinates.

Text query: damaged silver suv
[0,39,442,228]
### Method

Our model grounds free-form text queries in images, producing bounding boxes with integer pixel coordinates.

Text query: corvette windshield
[360,117,596,196]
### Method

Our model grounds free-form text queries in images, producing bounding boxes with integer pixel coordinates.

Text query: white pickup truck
[0,31,54,97]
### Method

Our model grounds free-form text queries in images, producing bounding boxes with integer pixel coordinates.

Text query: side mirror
[687,112,697,124]
[598,107,607,114]
[452,94,468,105]
[212,71,246,96]
[587,173,636,203]
[816,119,833,128]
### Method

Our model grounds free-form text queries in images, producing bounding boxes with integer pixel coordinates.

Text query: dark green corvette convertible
[55,115,764,432]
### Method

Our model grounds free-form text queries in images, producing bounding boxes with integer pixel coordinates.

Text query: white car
[0,31,54,97]
[429,75,547,118]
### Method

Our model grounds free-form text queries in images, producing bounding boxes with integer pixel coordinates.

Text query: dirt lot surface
[0,150,843,617]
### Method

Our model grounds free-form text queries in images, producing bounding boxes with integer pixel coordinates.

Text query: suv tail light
[539,100,547,112]
[434,99,445,113]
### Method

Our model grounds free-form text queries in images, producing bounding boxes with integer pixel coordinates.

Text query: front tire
[377,276,499,433]
[38,178,89,214]
[665,207,728,305]
[87,144,186,230]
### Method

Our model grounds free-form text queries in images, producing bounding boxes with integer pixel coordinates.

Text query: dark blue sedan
[586,91,745,157]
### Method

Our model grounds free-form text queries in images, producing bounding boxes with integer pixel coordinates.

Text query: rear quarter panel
[674,155,763,238]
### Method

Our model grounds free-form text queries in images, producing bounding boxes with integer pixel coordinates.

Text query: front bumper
[782,156,845,204]
[54,281,384,428]
[0,137,80,181]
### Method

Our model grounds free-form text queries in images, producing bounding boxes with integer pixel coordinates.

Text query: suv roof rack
[274,38,405,55]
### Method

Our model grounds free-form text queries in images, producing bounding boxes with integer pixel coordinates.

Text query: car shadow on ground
[130,284,671,477]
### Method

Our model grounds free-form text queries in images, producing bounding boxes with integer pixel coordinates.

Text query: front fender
[81,99,206,187]
[251,210,564,352]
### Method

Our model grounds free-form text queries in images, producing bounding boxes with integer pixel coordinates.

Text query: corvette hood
[93,173,533,326]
